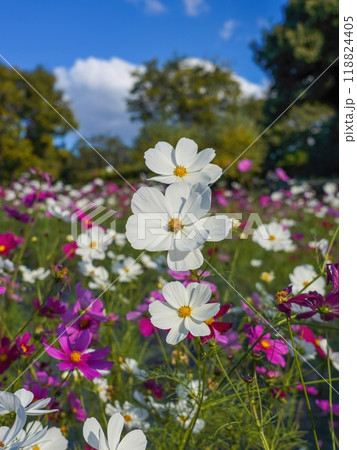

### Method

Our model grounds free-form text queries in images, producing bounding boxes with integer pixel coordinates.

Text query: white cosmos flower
[83,413,147,450]
[105,401,149,430]
[18,266,50,284]
[170,400,205,434]
[120,358,147,380]
[289,264,326,295]
[112,256,143,282]
[144,138,222,185]
[76,226,111,261]
[125,183,231,271]
[252,222,295,252]
[250,259,262,267]
[0,389,57,416]
[20,422,68,450]
[93,378,109,403]
[148,282,220,345]
[0,406,48,450]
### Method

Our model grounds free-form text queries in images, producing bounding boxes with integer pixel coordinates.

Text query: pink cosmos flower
[247,325,289,367]
[0,336,19,374]
[0,232,23,258]
[296,384,318,395]
[0,282,5,295]
[127,291,164,337]
[33,297,67,319]
[61,284,107,341]
[326,263,339,293]
[68,391,87,421]
[3,205,32,223]
[45,328,113,380]
[168,270,218,297]
[275,167,290,182]
[62,241,78,259]
[15,332,35,356]
[218,330,242,354]
[315,399,339,416]
[237,159,253,172]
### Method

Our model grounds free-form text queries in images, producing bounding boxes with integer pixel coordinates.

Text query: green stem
[326,333,336,450]
[286,318,320,450]
[246,382,270,450]
[213,344,251,418]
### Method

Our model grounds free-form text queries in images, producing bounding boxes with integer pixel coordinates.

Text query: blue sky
[0,0,288,142]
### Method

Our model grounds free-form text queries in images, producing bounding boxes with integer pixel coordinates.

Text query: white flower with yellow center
[148,281,220,345]
[125,182,231,271]
[112,256,143,282]
[252,222,295,252]
[144,138,222,185]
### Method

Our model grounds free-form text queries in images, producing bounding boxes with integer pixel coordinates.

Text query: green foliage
[252,0,338,177]
[128,57,242,127]
[0,64,77,180]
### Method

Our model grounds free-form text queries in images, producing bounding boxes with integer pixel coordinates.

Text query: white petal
[125,214,174,251]
[148,174,178,184]
[187,148,215,171]
[83,417,102,449]
[107,413,124,449]
[165,182,192,216]
[167,248,203,271]
[191,303,220,321]
[174,138,198,166]
[0,392,21,413]
[131,187,168,214]
[185,318,210,337]
[181,183,211,223]
[149,301,181,328]
[144,142,175,175]
[186,283,212,308]
[166,320,188,345]
[174,226,208,252]
[183,172,211,185]
[201,215,231,241]
[201,164,223,183]
[118,429,147,450]
[15,388,34,407]
[162,281,188,308]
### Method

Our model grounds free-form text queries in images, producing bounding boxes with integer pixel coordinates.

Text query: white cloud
[220,19,239,40]
[126,0,165,14]
[54,56,265,143]
[183,0,208,16]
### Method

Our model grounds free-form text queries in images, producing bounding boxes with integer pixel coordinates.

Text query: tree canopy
[0,64,77,180]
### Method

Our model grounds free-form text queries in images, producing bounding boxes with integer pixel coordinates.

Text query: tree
[129,57,267,178]
[127,57,242,127]
[252,0,338,176]
[0,64,77,180]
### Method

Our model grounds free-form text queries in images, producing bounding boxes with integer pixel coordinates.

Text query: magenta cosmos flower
[237,158,252,172]
[247,325,289,367]
[291,291,339,321]
[275,167,290,182]
[15,332,35,356]
[45,328,113,379]
[0,232,23,258]
[326,263,339,293]
[0,336,19,374]
[201,303,233,343]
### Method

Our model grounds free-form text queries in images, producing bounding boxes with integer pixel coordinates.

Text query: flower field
[0,139,339,449]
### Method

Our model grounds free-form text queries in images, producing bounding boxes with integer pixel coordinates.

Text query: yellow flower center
[168,218,183,232]
[69,351,82,362]
[79,318,90,329]
[275,291,288,304]
[123,414,132,422]
[90,241,97,248]
[261,272,271,281]
[303,281,309,287]
[0,245,6,253]
[205,317,215,326]
[260,340,271,349]
[124,267,130,273]
[0,354,8,362]
[178,415,188,423]
[173,165,188,177]
[269,235,276,241]
[33,446,40,450]
[178,305,192,318]
[21,344,28,354]
[0,441,4,448]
